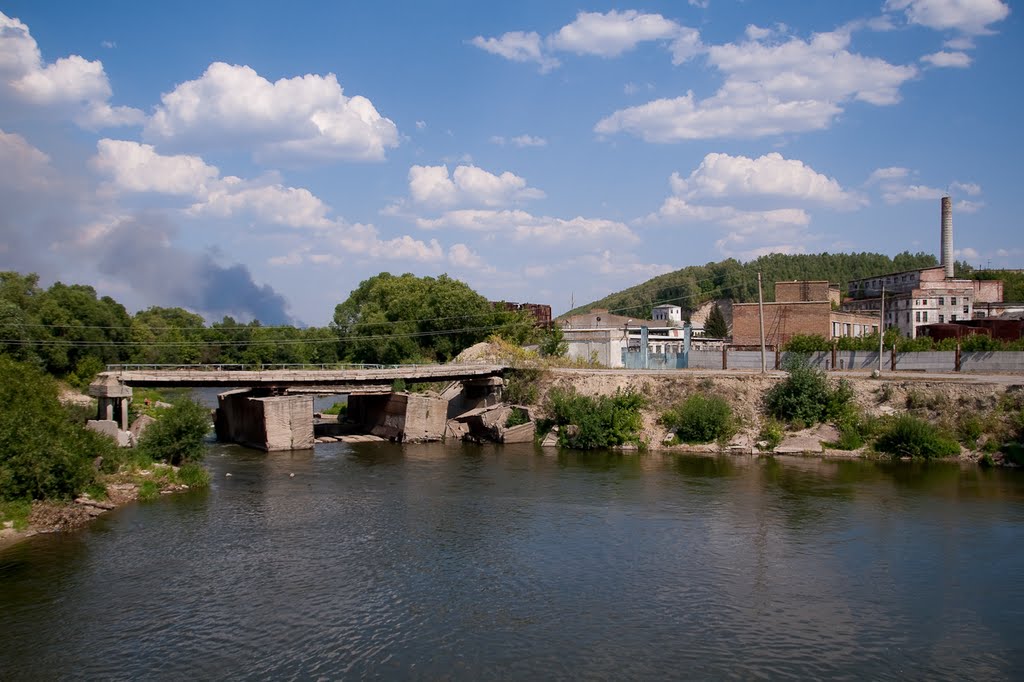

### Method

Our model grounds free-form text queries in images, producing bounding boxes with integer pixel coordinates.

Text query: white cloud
[867,166,910,184]
[408,164,544,208]
[955,247,980,259]
[881,183,945,203]
[92,139,219,196]
[951,180,981,196]
[595,29,917,142]
[548,10,683,58]
[472,10,701,71]
[492,134,548,148]
[689,0,709,7]
[470,32,559,72]
[955,199,984,213]
[0,11,143,128]
[670,152,863,208]
[885,0,1010,35]
[144,62,399,162]
[921,50,971,67]
[417,209,637,245]
[190,181,333,229]
[447,243,490,270]
[270,226,445,267]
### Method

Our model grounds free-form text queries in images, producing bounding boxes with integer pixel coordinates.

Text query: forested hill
[564,252,940,320]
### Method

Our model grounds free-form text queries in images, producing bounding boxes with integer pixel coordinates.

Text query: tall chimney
[941,195,953,279]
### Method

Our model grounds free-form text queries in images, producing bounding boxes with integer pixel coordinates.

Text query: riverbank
[535,367,1024,464]
[0,464,200,551]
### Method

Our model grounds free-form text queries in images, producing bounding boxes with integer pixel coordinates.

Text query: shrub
[763,357,853,427]
[874,415,960,459]
[661,394,735,444]
[0,357,115,501]
[136,398,211,466]
[505,407,529,428]
[757,419,784,451]
[956,414,984,446]
[505,368,542,405]
[782,334,830,353]
[547,388,646,450]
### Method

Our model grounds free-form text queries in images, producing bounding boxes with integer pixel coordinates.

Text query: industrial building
[842,196,1004,338]
[732,280,878,348]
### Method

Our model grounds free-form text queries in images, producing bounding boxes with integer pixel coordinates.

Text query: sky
[0,0,1020,325]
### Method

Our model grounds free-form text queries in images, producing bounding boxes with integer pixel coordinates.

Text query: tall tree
[704,303,729,339]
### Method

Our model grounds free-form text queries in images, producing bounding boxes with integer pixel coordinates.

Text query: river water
[2,441,1023,680]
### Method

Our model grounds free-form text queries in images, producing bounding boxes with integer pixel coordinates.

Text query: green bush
[782,334,830,353]
[505,368,541,405]
[0,357,116,501]
[322,401,347,416]
[661,394,735,444]
[136,398,211,466]
[874,415,960,459]
[505,407,529,428]
[757,419,784,451]
[763,357,853,427]
[547,388,646,450]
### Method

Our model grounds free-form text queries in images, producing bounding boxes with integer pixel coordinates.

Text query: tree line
[0,270,541,388]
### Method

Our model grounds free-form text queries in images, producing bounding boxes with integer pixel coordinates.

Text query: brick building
[732,280,879,348]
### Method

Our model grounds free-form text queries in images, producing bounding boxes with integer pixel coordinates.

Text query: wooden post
[831,343,837,371]
[955,343,961,372]
[774,346,780,370]
[722,345,728,370]
[890,344,897,371]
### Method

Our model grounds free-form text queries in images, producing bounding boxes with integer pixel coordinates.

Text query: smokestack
[941,195,953,279]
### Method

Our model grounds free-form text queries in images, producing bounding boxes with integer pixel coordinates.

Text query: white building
[651,304,683,324]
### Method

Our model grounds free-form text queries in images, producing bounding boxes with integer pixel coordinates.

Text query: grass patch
[505,407,530,428]
[0,499,32,531]
[138,480,160,502]
[322,401,347,416]
[176,463,210,488]
[874,415,960,460]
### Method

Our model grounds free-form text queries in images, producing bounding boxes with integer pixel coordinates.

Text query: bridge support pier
[88,375,132,431]
[215,389,314,451]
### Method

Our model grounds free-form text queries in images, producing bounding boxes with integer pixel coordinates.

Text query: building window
[951,297,957,305]
[939,314,944,323]
[915,311,921,322]
[951,314,957,321]
[906,312,910,323]
[963,305,969,314]
[939,297,944,305]
[923,312,928,322]
[832,322,839,337]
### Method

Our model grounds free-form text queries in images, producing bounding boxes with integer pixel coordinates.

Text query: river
[2,440,1023,680]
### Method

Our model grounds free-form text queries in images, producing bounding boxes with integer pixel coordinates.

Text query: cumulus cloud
[416,209,637,245]
[874,175,983,204]
[885,0,1010,35]
[470,31,560,72]
[881,183,945,203]
[447,243,490,271]
[951,180,982,196]
[0,11,143,128]
[269,223,444,268]
[670,152,863,208]
[595,29,917,142]
[144,62,399,162]
[408,164,544,208]
[92,140,220,196]
[472,10,701,71]
[955,199,984,213]
[921,50,971,67]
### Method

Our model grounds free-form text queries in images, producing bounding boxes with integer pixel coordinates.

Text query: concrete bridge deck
[100,363,508,389]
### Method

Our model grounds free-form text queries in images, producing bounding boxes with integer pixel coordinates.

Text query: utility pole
[878,283,885,373]
[757,271,766,373]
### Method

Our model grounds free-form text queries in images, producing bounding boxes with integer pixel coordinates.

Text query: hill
[563,252,940,320]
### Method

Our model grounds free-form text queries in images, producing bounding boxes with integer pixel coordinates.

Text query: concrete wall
[621,350,687,369]
[961,352,1024,373]
[215,390,313,451]
[348,392,447,442]
[894,352,956,372]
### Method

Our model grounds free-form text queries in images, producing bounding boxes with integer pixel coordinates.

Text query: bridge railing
[104,363,447,372]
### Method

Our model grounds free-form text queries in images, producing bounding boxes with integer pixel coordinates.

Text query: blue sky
[0,0,1019,325]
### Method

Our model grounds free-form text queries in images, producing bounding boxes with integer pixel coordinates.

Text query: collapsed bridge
[89,364,509,450]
